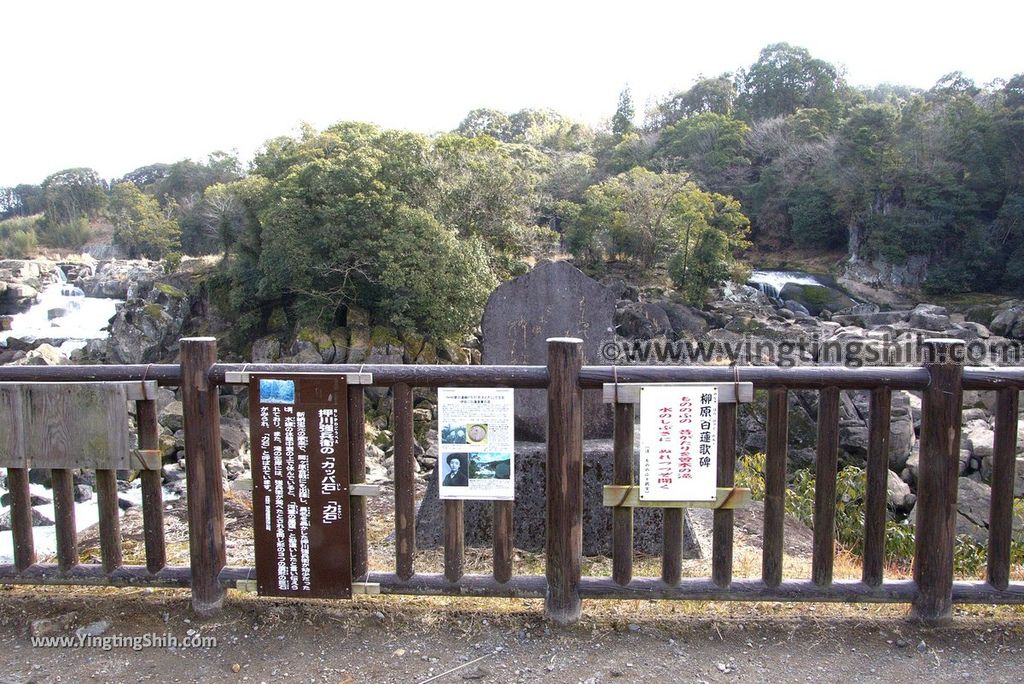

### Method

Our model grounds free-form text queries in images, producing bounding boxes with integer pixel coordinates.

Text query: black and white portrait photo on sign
[442,453,469,487]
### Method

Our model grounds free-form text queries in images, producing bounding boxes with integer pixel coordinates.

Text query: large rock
[661,302,709,337]
[908,304,952,332]
[0,508,53,531]
[0,282,38,315]
[99,280,189,363]
[251,336,281,363]
[415,440,703,557]
[777,282,855,317]
[990,302,1024,340]
[481,261,617,440]
[81,260,163,299]
[615,302,671,339]
[887,470,915,512]
[909,477,1022,544]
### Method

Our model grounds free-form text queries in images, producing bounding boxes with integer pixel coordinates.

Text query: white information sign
[639,385,718,501]
[438,388,515,500]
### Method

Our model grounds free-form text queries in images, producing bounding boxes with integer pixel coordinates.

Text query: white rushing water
[0,266,138,564]
[0,268,119,354]
[747,270,825,299]
[0,480,180,565]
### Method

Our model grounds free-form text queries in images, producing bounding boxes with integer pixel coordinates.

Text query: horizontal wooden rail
[0,564,195,587]
[213,363,549,387]
[2,564,1022,606]
[580,366,932,390]
[0,360,1016,391]
[961,367,1024,389]
[0,364,180,385]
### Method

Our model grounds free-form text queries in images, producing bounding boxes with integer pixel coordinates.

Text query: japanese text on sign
[639,385,718,501]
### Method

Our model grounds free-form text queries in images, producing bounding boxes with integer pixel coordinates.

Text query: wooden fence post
[545,338,584,625]
[181,337,226,617]
[911,338,964,624]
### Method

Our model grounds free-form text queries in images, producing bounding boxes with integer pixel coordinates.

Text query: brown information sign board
[249,374,352,598]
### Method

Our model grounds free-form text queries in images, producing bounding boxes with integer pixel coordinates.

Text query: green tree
[372,207,497,339]
[656,75,737,127]
[564,168,749,301]
[456,108,514,141]
[109,182,181,259]
[737,43,849,121]
[652,112,750,189]
[612,86,636,137]
[40,168,107,226]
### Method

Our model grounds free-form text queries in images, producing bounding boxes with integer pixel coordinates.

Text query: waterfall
[747,270,826,300]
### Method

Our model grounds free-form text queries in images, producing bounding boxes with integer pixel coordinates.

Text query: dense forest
[1,43,1021,342]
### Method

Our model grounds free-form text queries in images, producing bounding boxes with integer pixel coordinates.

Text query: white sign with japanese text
[438,387,515,500]
[639,385,718,501]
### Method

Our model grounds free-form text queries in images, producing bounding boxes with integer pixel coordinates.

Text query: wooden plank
[348,384,368,581]
[602,486,751,509]
[0,382,152,469]
[181,338,226,616]
[132,450,162,470]
[393,382,416,581]
[545,338,584,625]
[763,387,788,588]
[911,339,965,623]
[51,468,77,572]
[444,500,465,582]
[612,402,634,586]
[235,579,258,593]
[95,469,122,573]
[22,384,130,470]
[0,387,26,468]
[603,382,753,405]
[662,509,683,586]
[712,403,737,588]
[582,366,931,391]
[987,388,1019,591]
[136,398,166,574]
[812,386,840,586]
[351,582,381,595]
[7,468,35,571]
[492,500,513,584]
[125,381,159,401]
[863,387,892,587]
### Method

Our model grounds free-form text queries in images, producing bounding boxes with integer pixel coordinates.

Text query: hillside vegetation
[2,43,1021,342]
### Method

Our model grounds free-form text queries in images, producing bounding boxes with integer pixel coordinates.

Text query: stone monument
[416,261,703,558]
[481,260,616,440]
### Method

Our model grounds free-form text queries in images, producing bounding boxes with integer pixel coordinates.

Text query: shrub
[5,229,38,258]
[38,216,91,249]
[0,216,40,258]
[735,458,1019,574]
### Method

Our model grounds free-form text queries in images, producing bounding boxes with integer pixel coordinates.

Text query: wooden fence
[1,336,1022,624]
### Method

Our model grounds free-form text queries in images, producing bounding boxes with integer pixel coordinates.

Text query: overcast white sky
[1,0,1020,186]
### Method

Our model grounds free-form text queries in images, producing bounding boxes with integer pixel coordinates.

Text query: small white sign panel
[438,388,515,501]
[639,385,718,501]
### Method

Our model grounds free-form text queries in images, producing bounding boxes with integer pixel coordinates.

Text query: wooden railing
[1,337,1023,624]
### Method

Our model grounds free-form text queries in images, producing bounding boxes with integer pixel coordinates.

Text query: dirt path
[1,588,1021,683]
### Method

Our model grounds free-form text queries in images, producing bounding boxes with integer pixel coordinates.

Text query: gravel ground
[1,587,1022,683]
